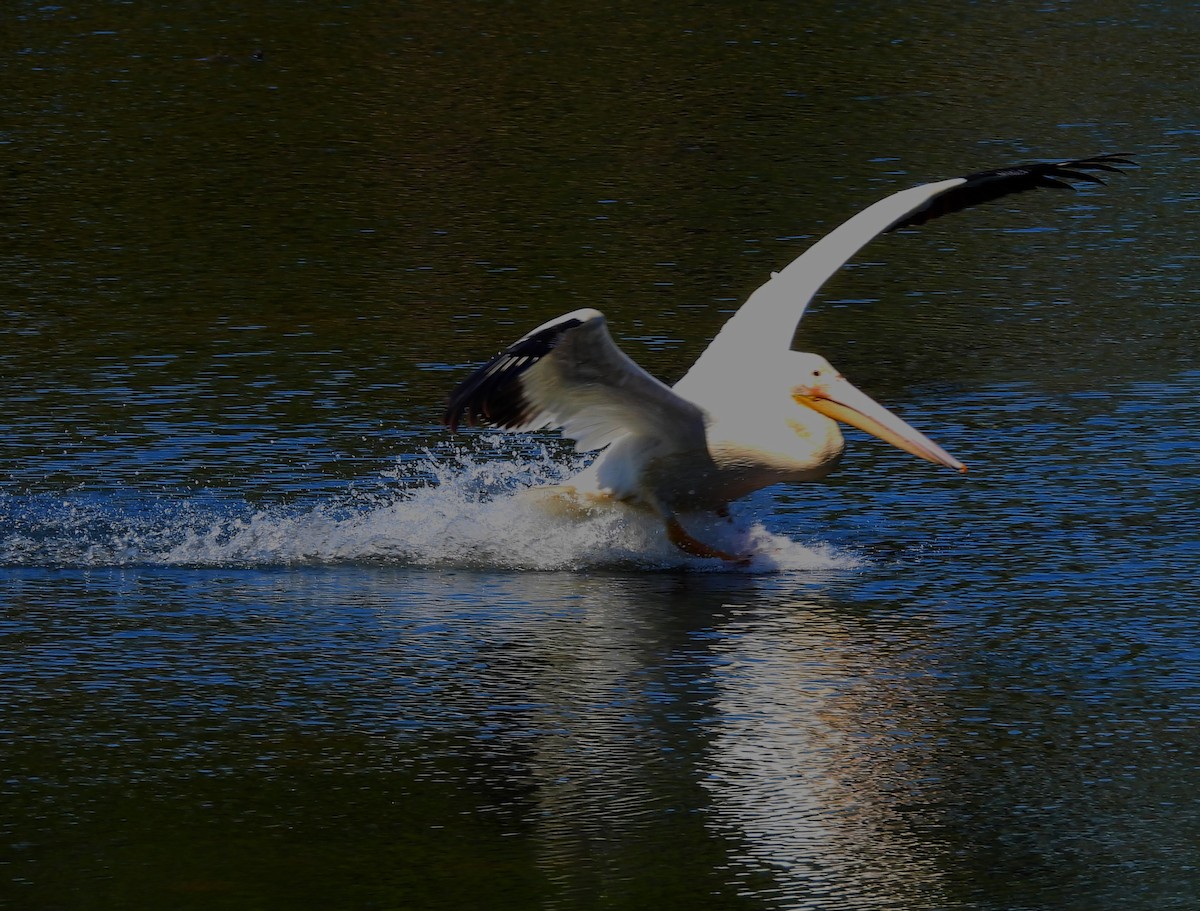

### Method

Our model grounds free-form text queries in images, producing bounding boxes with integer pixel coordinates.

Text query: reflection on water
[702,603,950,909]
[8,564,1200,909]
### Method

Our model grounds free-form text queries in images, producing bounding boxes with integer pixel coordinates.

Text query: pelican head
[787,351,966,473]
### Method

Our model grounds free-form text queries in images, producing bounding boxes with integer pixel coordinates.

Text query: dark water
[3,1,1200,908]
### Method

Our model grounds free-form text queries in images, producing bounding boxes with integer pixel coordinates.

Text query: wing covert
[443,308,708,454]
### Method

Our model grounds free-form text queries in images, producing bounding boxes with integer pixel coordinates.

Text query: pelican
[443,155,1133,562]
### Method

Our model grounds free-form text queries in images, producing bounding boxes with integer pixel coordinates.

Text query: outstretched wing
[443,308,708,453]
[675,154,1134,397]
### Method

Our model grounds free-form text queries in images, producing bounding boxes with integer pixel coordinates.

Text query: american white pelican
[443,155,1133,562]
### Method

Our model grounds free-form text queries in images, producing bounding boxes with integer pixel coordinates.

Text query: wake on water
[0,440,859,573]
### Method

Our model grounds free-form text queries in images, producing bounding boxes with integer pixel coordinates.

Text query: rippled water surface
[3,1,1200,908]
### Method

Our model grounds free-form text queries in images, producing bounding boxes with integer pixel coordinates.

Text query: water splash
[0,441,858,572]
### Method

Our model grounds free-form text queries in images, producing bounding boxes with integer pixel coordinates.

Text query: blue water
[5,0,1200,907]
[4,373,1197,908]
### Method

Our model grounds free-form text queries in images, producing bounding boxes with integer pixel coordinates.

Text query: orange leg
[665,516,748,565]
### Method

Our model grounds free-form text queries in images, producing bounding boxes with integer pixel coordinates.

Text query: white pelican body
[443,155,1132,560]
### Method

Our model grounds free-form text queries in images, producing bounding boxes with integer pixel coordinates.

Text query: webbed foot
[665,516,749,566]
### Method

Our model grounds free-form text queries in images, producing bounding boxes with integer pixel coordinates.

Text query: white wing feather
[674,177,964,399]
[460,308,708,455]
[523,313,708,453]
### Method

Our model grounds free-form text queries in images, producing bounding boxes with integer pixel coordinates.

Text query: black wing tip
[886,151,1137,232]
[442,380,537,432]
[964,152,1138,185]
[442,354,535,432]
[441,401,470,431]
[1043,153,1139,185]
[442,315,587,433]
[443,391,535,433]
[1070,153,1137,167]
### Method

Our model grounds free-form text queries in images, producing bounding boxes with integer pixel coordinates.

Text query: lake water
[3,1,1199,908]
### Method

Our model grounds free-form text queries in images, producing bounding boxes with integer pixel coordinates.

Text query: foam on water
[0,441,859,573]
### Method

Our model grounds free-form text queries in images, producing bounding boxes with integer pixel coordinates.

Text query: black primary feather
[442,316,585,431]
[886,154,1136,232]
